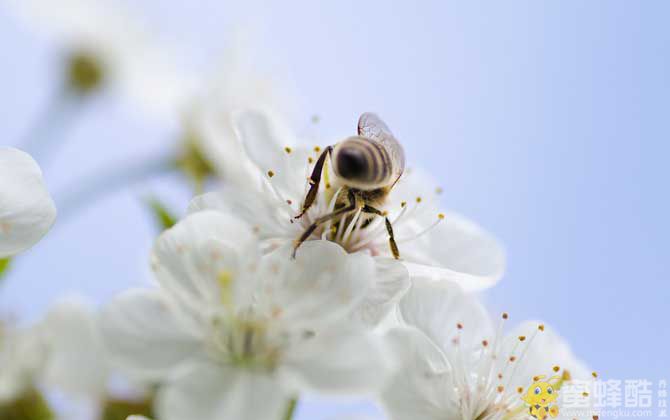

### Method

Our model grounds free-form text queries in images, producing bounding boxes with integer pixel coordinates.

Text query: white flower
[380,282,598,420]
[0,321,45,402]
[0,148,56,258]
[190,110,504,296]
[101,210,396,420]
[39,298,111,399]
[5,0,196,121]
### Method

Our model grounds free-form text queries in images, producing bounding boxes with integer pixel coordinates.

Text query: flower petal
[350,258,410,328]
[380,327,452,420]
[402,212,505,292]
[0,148,56,257]
[156,360,288,420]
[399,281,493,355]
[258,241,374,328]
[279,324,395,396]
[151,210,259,313]
[100,289,203,380]
[40,298,109,397]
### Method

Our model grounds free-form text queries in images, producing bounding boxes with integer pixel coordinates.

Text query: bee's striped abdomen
[333,136,394,189]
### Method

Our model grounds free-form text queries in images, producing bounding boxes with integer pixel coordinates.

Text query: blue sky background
[1,1,668,418]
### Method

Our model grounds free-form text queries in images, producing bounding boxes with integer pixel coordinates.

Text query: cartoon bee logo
[521,375,561,419]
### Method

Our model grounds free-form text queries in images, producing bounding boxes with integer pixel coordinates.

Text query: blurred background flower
[0,0,668,419]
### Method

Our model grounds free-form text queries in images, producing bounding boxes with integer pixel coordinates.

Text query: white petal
[152,210,259,312]
[0,324,45,402]
[232,109,307,197]
[279,324,395,395]
[399,281,493,355]
[40,298,109,397]
[100,289,203,380]
[156,360,288,420]
[0,148,56,257]
[402,212,505,292]
[495,321,592,392]
[350,258,410,328]
[380,327,452,420]
[258,241,374,328]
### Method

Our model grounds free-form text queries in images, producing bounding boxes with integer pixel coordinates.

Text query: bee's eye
[534,387,541,395]
[547,387,553,394]
[337,147,369,180]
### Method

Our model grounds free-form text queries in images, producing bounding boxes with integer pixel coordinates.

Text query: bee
[292,112,405,259]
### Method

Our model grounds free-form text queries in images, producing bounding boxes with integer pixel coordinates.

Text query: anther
[314,146,321,153]
[325,183,331,189]
[502,312,509,320]
[553,365,560,372]
[284,146,292,154]
[517,387,524,394]
[582,392,589,397]
[438,213,445,220]
[416,196,422,203]
[538,324,545,331]
[497,385,504,393]
[482,340,489,347]
[401,201,407,208]
[286,200,293,205]
[267,170,275,178]
[435,187,443,194]
[308,157,314,164]
[533,376,541,382]
[382,210,389,216]
[592,371,598,378]
[457,323,463,329]
[509,356,516,362]
[518,335,526,342]
[498,373,503,379]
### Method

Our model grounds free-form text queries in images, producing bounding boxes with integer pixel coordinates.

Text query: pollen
[382,210,389,216]
[538,324,545,331]
[517,387,524,394]
[518,335,526,341]
[267,170,275,178]
[308,157,314,164]
[553,365,560,372]
[416,196,422,203]
[438,213,445,220]
[314,146,321,153]
[284,146,292,154]
[592,371,598,378]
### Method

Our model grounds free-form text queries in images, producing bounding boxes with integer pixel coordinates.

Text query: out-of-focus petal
[0,148,56,258]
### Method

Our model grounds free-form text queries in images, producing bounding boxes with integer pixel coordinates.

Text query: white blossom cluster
[0,1,601,420]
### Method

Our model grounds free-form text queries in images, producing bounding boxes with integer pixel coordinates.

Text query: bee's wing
[358,112,405,181]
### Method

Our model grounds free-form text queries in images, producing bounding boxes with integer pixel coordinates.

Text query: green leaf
[0,257,12,283]
[145,198,177,231]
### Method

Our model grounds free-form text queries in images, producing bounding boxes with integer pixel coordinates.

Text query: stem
[282,397,298,420]
[19,86,84,165]
[56,152,177,224]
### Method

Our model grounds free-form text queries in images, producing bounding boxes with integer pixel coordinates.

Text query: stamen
[284,146,292,154]
[267,170,275,178]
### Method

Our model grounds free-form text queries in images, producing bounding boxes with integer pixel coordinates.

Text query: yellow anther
[582,392,589,397]
[416,196,422,203]
[308,157,314,164]
[553,365,560,372]
[325,182,331,189]
[401,201,407,207]
[267,170,275,178]
[502,312,509,320]
[435,187,443,194]
[497,385,504,393]
[517,387,524,394]
[592,371,598,378]
[284,146,292,154]
[438,213,445,220]
[518,335,526,342]
[314,146,321,153]
[538,324,545,331]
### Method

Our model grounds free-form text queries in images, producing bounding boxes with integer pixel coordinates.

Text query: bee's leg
[292,190,357,258]
[294,146,333,220]
[362,205,400,260]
